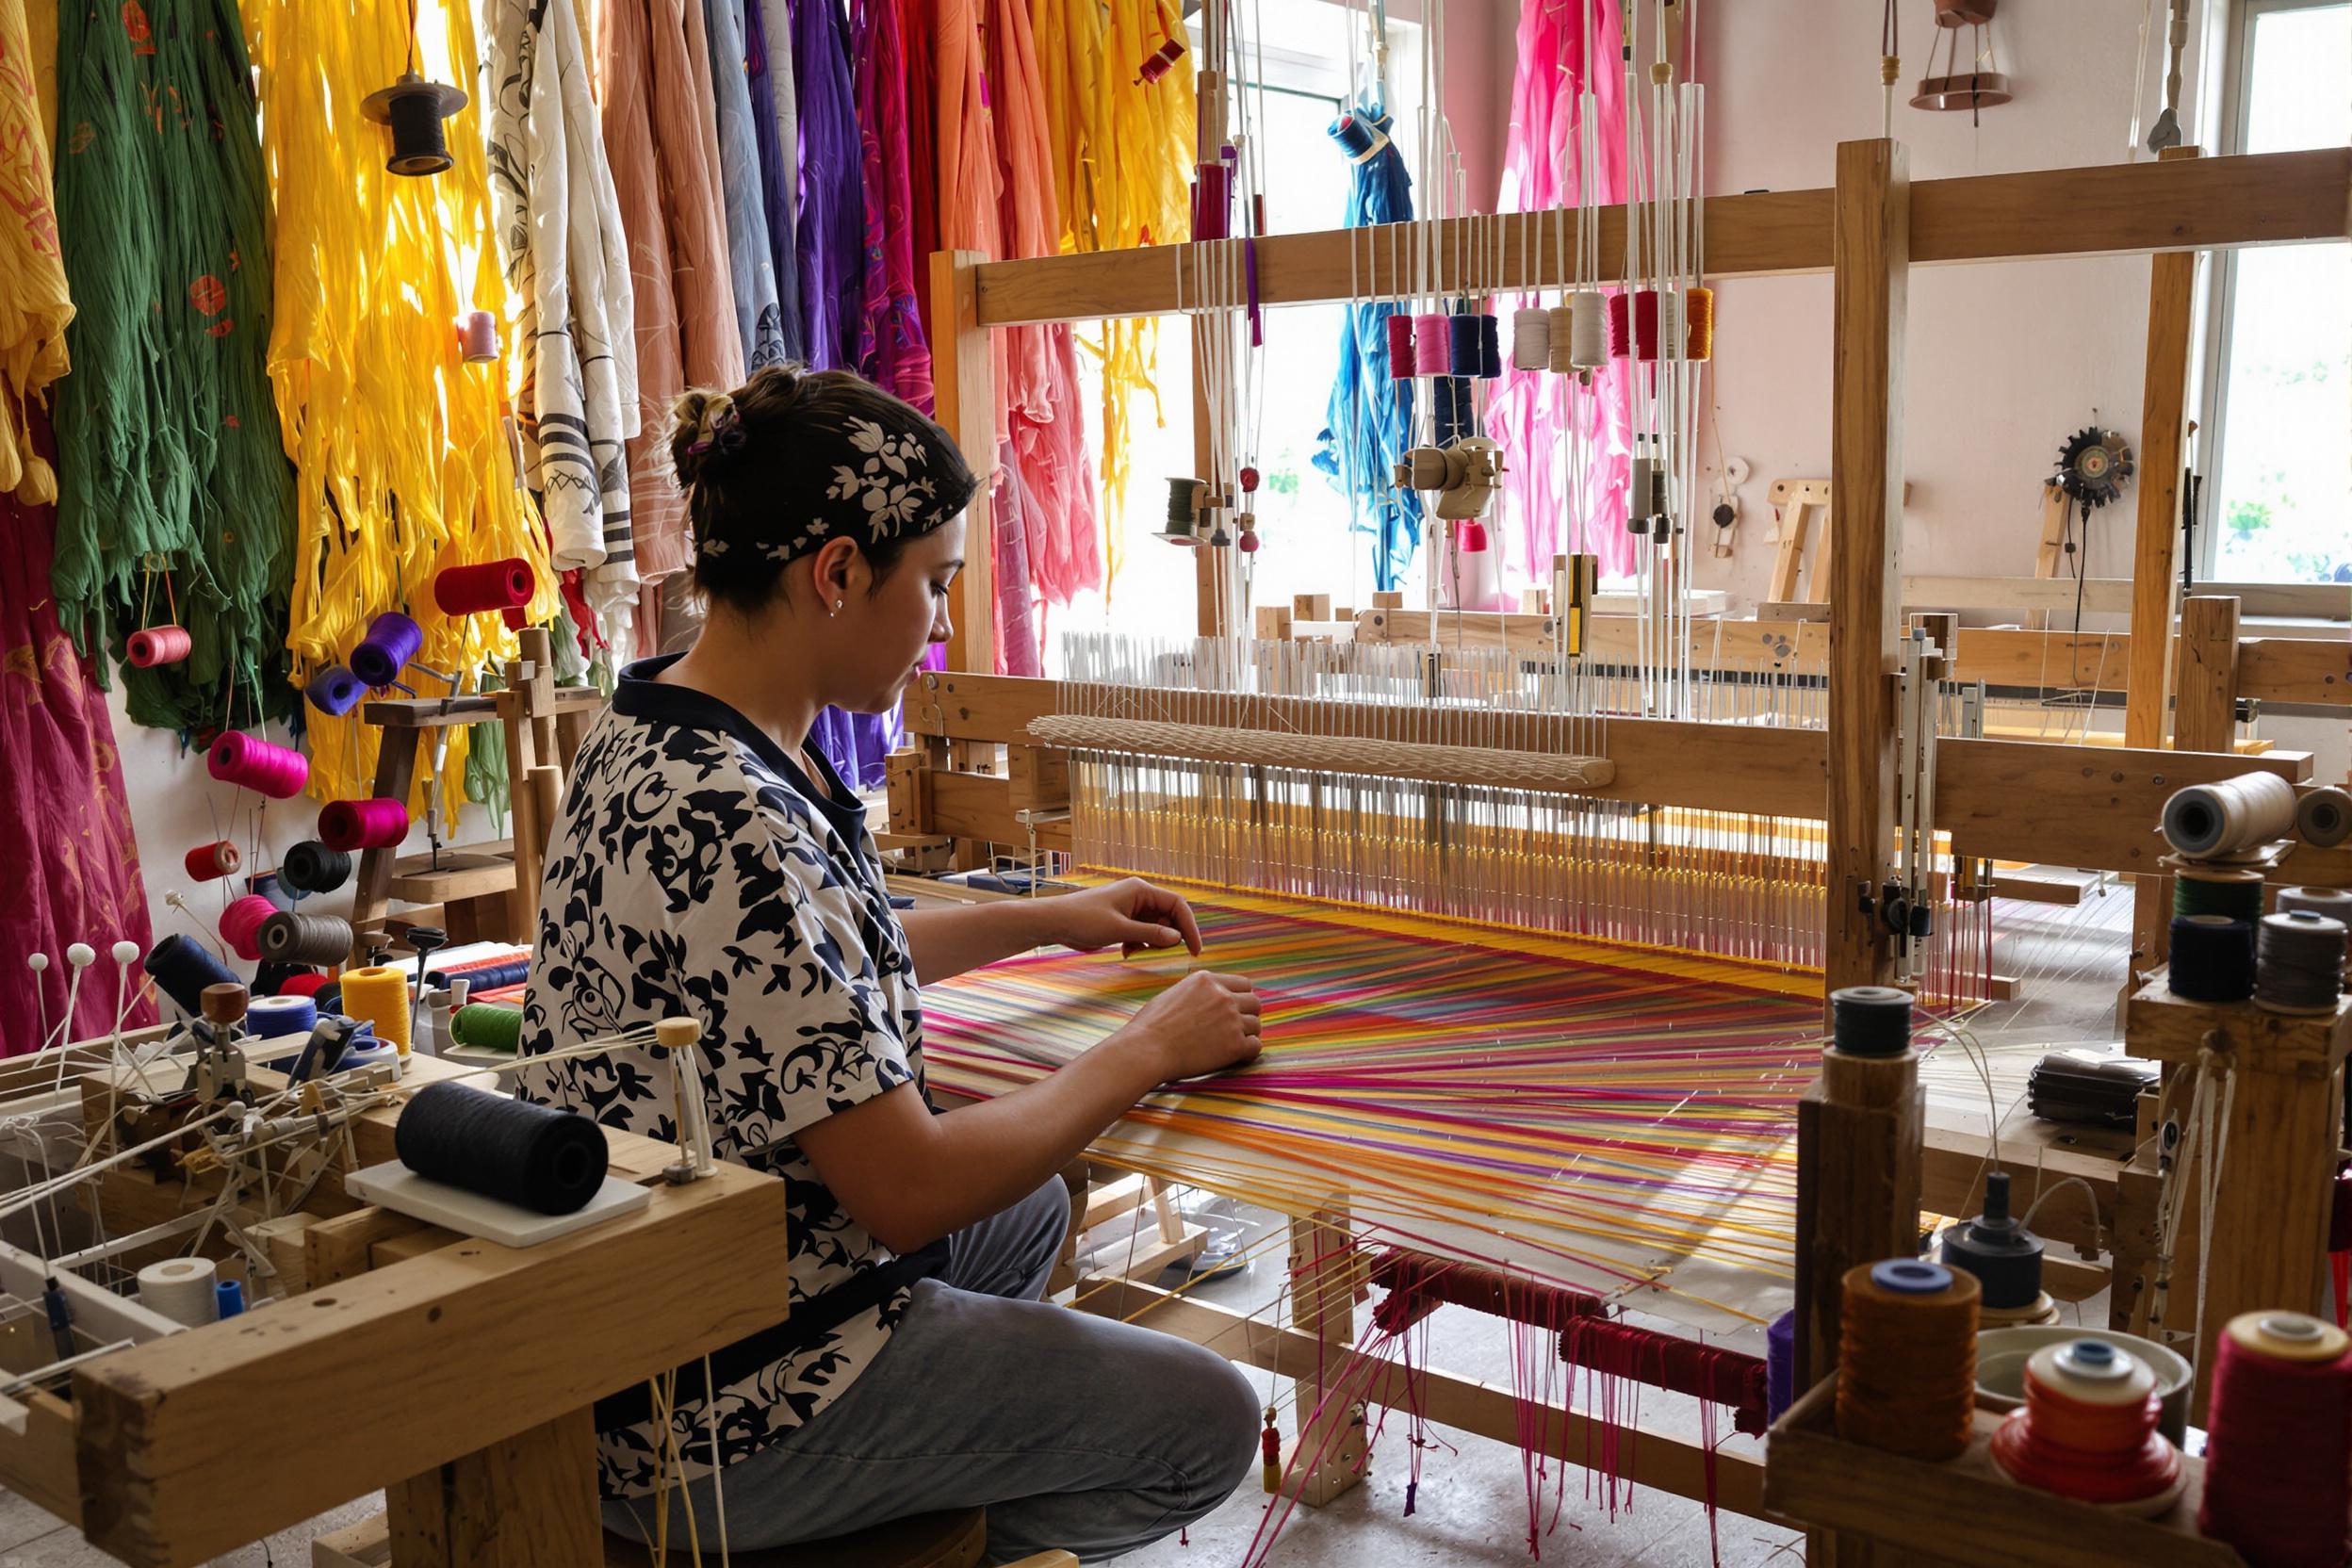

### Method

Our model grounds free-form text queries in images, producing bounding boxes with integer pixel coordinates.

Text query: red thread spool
[433,558,535,615]
[2200,1312,2352,1568]
[183,841,242,882]
[277,971,331,997]
[128,625,192,667]
[1607,290,1662,361]
[1383,314,1417,381]
[220,895,276,962]
[207,731,312,799]
[318,797,410,852]
[1989,1340,2181,1510]
[1136,36,1184,83]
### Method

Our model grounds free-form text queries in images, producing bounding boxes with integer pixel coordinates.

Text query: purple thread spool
[350,612,423,688]
[1384,315,1417,382]
[1766,1310,1795,1422]
[1446,313,1481,376]
[306,665,364,716]
[1413,313,1451,377]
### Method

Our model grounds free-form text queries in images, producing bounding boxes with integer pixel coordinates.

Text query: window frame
[2192,0,2350,587]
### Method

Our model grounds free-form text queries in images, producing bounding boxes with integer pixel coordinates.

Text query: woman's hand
[1118,970,1263,1083]
[1049,878,1203,957]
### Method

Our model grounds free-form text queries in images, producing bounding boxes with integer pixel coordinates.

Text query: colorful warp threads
[923,890,1826,1321]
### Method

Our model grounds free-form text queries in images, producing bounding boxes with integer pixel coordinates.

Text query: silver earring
[831,597,843,615]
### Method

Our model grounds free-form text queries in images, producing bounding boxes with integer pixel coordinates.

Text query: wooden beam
[1902,574,2134,615]
[2238,635,2352,704]
[1824,139,1909,999]
[385,1408,600,1568]
[931,249,997,673]
[972,149,2352,326]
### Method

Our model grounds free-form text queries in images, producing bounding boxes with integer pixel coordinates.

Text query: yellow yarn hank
[0,0,72,504]
[243,0,558,815]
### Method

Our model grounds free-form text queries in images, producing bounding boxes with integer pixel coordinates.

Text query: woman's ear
[808,536,864,612]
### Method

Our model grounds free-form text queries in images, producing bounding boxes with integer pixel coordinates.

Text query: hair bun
[669,384,760,487]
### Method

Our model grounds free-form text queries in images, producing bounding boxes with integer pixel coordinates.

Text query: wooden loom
[892,139,2352,1531]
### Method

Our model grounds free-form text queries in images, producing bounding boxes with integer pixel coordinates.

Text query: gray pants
[605,1178,1261,1563]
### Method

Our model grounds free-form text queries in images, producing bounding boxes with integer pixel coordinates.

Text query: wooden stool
[602,1506,988,1568]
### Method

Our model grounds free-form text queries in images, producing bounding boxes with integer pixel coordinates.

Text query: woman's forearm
[898,900,1058,985]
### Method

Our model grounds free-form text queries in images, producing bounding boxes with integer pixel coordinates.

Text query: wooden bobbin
[653,1018,702,1053]
[201,982,250,1027]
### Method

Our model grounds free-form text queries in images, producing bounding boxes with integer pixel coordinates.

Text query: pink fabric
[1487,0,1633,582]
[852,0,934,411]
[1,416,155,1054]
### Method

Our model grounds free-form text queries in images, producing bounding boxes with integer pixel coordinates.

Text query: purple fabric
[791,0,867,369]
[743,0,806,361]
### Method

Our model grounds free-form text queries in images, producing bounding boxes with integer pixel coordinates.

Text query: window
[2197,0,2352,584]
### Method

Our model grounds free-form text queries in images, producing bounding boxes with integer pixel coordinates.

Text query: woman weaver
[519,367,1264,1561]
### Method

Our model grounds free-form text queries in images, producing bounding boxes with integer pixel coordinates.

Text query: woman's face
[835,517,964,713]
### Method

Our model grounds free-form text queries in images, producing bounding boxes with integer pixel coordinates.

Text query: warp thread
[1560,1316,1771,1436]
[1368,1250,1604,1334]
[395,1081,610,1216]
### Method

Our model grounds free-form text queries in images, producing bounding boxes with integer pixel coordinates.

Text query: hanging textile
[484,0,643,663]
[850,0,932,411]
[1030,0,1193,582]
[0,0,68,506]
[1487,0,1632,581]
[985,0,1101,618]
[50,0,297,733]
[791,0,865,371]
[245,0,556,808]
[742,0,805,359]
[897,0,939,342]
[705,0,789,370]
[3,414,156,1053]
[1314,106,1422,593]
[599,0,745,584]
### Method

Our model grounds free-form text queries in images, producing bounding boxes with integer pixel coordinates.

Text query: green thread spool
[452,1004,524,1054]
[2176,874,2264,923]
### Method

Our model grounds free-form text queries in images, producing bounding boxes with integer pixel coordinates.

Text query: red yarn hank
[1368,1250,1607,1336]
[220,895,276,962]
[1989,1372,2178,1505]
[206,732,311,799]
[317,797,410,852]
[2200,1331,2352,1568]
[1560,1316,1772,1437]
[128,625,192,667]
[433,558,535,615]
[183,841,241,881]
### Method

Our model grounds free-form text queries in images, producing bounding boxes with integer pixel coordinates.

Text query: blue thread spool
[1327,112,1387,162]
[1477,315,1502,378]
[215,1280,244,1318]
[350,612,423,688]
[245,993,318,1040]
[1767,1309,1796,1421]
[306,665,364,716]
[1446,313,1481,377]
[144,934,238,1017]
[1430,377,1475,448]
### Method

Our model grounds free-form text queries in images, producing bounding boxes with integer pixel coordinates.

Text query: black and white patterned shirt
[519,655,926,1497]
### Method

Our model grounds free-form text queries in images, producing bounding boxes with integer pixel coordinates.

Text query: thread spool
[2278,888,2352,972]
[1327,110,1385,161]
[1384,314,1417,382]
[2167,914,2256,1002]
[219,895,276,962]
[1684,286,1715,361]
[144,933,238,1016]
[362,71,467,178]
[1193,161,1231,240]
[1476,314,1501,379]
[1656,291,1685,365]
[340,965,413,1056]
[2174,868,2265,923]
[2256,910,2347,1014]
[1444,312,1479,377]
[396,1081,609,1215]
[277,971,331,999]
[2200,1312,2352,1568]
[1607,291,1631,357]
[1567,292,1608,368]
[2300,786,2352,849]
[216,1281,244,1319]
[1836,1259,1980,1461]
[2161,773,2300,857]
[1939,1170,2047,1315]
[282,840,353,894]
[1766,1310,1796,1422]
[259,911,357,967]
[1990,1340,2181,1510]
[1607,290,1663,361]
[1430,377,1475,449]
[350,611,424,688]
[459,310,499,363]
[318,798,410,852]
[1831,986,1915,1057]
[127,625,192,668]
[1511,307,1551,370]
[1136,36,1185,85]
[1544,303,1576,374]
[245,993,318,1040]
[183,841,242,882]
[136,1258,220,1327]
[1627,455,1658,531]
[452,1003,525,1054]
[433,558,534,615]
[1409,313,1447,377]
[207,732,311,799]
[305,666,364,716]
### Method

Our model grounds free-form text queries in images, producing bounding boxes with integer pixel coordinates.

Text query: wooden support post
[1282,1206,1366,1506]
[2126,146,2204,979]
[930,249,997,672]
[385,1406,600,1567]
[2136,596,2245,972]
[1794,1041,1924,1394]
[347,732,424,967]
[1824,139,1910,1004]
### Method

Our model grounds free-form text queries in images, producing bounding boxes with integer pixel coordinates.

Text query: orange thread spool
[1684,286,1715,361]
[1836,1259,1980,1461]
[1991,1340,2182,1511]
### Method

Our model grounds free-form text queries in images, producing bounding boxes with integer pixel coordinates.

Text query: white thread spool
[1568,291,1609,368]
[138,1258,220,1327]
[1657,290,1687,363]
[2161,774,2300,857]
[1511,308,1551,371]
[2299,786,2352,848]
[1545,304,1576,374]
